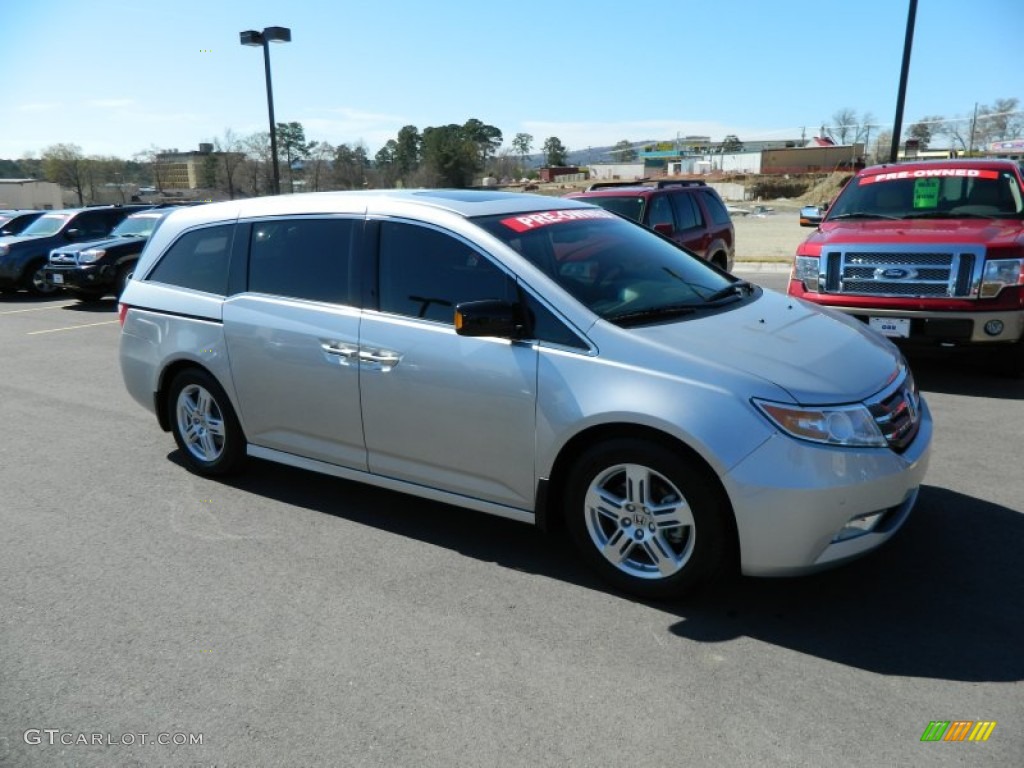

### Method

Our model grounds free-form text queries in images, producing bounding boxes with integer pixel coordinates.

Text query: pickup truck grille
[820,245,984,298]
[866,371,921,453]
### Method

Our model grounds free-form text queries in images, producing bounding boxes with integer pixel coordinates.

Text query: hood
[803,218,1023,251]
[621,289,901,404]
[51,234,144,255]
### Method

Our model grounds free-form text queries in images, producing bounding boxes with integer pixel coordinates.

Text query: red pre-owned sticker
[860,168,1000,185]
[500,208,617,232]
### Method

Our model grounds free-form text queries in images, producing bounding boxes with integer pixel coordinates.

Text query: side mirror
[653,222,673,236]
[454,299,520,338]
[65,228,82,240]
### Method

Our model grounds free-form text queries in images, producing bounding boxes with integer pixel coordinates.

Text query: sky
[2,0,1022,161]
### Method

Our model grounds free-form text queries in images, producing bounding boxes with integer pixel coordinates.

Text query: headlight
[793,256,820,291]
[77,248,106,264]
[979,258,1024,298]
[753,399,886,448]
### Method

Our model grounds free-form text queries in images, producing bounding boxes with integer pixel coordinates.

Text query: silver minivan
[119,190,931,599]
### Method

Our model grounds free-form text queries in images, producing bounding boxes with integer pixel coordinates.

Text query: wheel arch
[538,422,739,562]
[155,359,238,434]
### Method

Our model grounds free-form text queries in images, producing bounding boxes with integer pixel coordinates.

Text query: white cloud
[87,98,136,108]
[16,102,61,113]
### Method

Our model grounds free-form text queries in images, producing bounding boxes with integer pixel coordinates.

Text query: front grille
[50,252,77,265]
[820,245,983,298]
[866,372,921,453]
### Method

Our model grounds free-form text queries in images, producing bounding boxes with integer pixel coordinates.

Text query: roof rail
[584,178,654,191]
[655,179,706,188]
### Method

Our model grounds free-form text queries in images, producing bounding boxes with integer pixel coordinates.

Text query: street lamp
[240,26,291,195]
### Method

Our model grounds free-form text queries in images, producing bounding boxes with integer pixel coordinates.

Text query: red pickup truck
[787,159,1024,376]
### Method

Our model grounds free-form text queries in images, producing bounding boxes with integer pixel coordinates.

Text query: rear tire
[991,339,1024,379]
[563,439,731,600]
[167,369,246,476]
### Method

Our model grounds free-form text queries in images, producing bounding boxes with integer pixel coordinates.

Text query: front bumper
[43,264,116,292]
[723,396,932,576]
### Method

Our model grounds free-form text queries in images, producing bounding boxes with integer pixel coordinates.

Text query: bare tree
[213,129,245,199]
[242,131,272,196]
[831,108,858,144]
[133,145,168,193]
[975,98,1021,145]
[307,141,335,191]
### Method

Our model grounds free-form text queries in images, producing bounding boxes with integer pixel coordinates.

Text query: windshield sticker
[860,168,999,185]
[500,208,617,232]
[913,178,940,208]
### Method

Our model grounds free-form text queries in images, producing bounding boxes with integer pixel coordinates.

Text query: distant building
[154,143,244,190]
[0,178,62,209]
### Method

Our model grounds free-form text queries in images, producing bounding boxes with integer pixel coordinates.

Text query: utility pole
[889,0,917,162]
[968,102,979,156]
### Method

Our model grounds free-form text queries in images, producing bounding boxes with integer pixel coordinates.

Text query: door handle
[320,342,359,366]
[358,348,401,371]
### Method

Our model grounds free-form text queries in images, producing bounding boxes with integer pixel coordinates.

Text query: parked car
[565,180,736,271]
[799,204,825,226]
[44,205,193,300]
[119,191,931,599]
[0,205,149,295]
[0,210,46,237]
[789,158,1024,376]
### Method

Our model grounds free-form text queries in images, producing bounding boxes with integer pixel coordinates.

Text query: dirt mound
[797,172,854,205]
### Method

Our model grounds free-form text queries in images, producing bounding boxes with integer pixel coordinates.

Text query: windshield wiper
[703,279,753,304]
[902,210,998,220]
[828,212,903,221]
[606,304,699,326]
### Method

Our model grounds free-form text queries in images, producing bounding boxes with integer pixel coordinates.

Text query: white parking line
[27,320,119,335]
[0,303,75,315]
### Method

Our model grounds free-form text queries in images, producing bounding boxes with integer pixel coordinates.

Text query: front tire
[116,265,134,298]
[564,439,730,600]
[167,369,246,476]
[25,260,60,296]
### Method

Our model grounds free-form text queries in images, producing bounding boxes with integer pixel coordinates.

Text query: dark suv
[44,206,185,300]
[0,206,148,295]
[566,180,735,271]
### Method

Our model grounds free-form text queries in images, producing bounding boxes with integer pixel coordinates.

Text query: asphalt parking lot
[1,276,1021,767]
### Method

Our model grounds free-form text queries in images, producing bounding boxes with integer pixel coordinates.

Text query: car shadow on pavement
[668,485,1023,682]
[60,298,118,313]
[907,352,1024,399]
[179,450,1021,683]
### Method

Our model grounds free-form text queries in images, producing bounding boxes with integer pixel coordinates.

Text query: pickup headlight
[753,399,886,448]
[979,258,1024,298]
[793,256,820,291]
[77,248,106,264]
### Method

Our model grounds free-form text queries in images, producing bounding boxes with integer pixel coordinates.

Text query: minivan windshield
[475,208,742,323]
[827,167,1024,221]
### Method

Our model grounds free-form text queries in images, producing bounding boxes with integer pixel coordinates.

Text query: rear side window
[378,221,514,324]
[700,190,732,226]
[670,193,702,230]
[147,224,233,295]
[248,218,358,304]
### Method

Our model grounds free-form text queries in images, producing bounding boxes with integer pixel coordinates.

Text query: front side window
[378,221,514,324]
[248,217,358,304]
[645,195,674,228]
[147,224,233,295]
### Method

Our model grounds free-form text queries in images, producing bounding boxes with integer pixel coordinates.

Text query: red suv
[566,180,735,271]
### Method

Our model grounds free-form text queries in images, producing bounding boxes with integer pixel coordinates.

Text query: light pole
[240,26,291,195]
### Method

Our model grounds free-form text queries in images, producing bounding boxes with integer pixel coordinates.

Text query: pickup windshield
[826,168,1024,221]
[475,208,745,323]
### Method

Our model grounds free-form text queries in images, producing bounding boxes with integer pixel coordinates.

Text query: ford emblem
[874,267,918,280]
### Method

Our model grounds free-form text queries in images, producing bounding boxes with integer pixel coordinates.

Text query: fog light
[832,511,885,542]
[984,319,1004,336]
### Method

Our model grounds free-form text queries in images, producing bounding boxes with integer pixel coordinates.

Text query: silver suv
[119,190,931,599]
